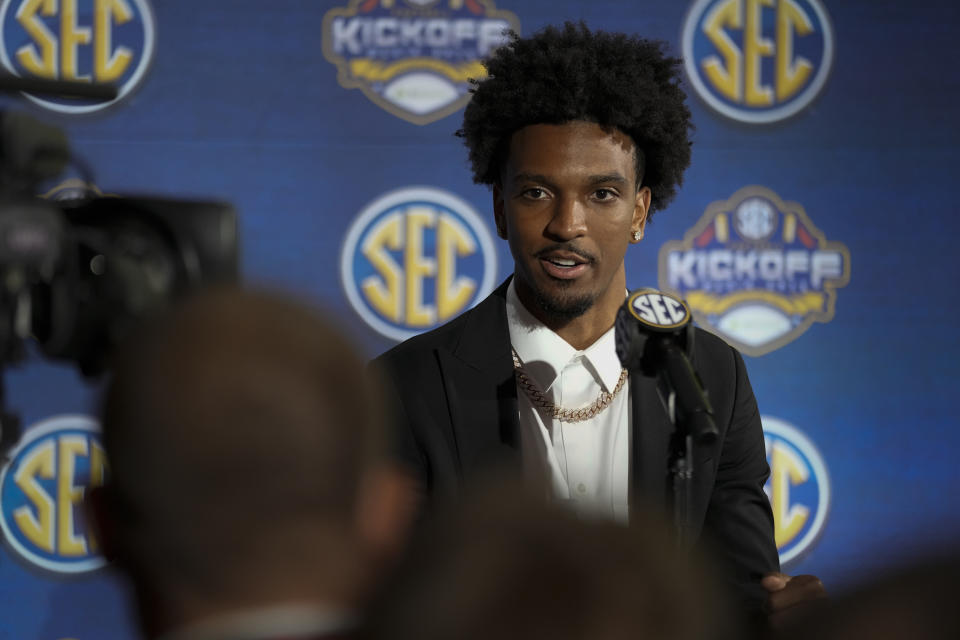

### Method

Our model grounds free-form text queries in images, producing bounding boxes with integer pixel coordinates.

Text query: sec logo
[659,185,850,356]
[0,0,156,113]
[0,415,107,573]
[341,186,497,341]
[322,0,520,125]
[762,415,830,565]
[626,289,691,331]
[682,0,834,123]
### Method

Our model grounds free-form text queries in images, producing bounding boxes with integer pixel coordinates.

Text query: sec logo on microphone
[340,186,498,341]
[626,289,691,331]
[0,415,107,573]
[762,415,830,566]
[682,0,834,123]
[0,0,156,113]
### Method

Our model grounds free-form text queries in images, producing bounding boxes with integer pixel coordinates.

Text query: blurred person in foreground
[364,484,738,640]
[372,21,824,628]
[89,288,414,640]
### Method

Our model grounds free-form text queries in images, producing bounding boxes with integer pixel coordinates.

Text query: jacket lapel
[629,364,676,512]
[437,281,521,483]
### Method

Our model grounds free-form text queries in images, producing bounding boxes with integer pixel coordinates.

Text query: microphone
[615,289,718,444]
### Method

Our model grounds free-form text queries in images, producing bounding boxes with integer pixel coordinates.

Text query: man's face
[494,121,649,325]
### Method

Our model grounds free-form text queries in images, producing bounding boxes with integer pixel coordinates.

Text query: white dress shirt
[506,280,631,523]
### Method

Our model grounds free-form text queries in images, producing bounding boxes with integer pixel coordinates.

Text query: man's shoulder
[691,325,735,357]
[686,326,756,410]
[374,307,475,367]
[688,326,745,377]
[373,280,510,369]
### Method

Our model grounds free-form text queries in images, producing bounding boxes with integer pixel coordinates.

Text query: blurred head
[92,287,413,633]
[365,485,735,640]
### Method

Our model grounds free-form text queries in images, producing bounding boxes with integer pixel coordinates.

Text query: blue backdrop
[0,1,957,638]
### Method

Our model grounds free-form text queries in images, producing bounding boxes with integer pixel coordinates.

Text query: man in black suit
[374,23,824,626]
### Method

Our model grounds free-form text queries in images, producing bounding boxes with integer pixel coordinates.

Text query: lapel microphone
[614,289,718,444]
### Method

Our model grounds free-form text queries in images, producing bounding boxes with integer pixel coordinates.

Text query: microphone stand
[645,333,718,548]
[615,290,720,548]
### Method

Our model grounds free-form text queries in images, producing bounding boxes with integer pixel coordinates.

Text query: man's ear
[631,186,651,242]
[492,184,507,239]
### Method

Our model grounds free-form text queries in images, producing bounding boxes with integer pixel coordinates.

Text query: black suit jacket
[374,280,779,612]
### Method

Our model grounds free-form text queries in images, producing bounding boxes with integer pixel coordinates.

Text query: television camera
[0,82,238,458]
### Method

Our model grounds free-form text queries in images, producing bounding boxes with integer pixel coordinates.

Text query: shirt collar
[505,279,624,393]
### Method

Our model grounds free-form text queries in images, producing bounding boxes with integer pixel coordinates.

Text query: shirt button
[577,483,586,494]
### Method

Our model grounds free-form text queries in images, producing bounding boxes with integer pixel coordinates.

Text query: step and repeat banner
[0,1,957,638]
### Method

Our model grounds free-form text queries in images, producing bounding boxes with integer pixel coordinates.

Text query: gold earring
[632,230,642,242]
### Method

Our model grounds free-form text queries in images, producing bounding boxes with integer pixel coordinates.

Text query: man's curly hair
[458,22,693,216]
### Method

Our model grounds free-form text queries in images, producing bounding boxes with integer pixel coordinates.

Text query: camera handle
[0,370,21,461]
[0,73,117,101]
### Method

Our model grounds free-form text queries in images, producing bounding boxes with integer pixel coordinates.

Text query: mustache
[535,244,597,263]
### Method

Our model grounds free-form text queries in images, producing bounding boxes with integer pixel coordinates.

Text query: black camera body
[29,194,238,375]
[0,109,239,455]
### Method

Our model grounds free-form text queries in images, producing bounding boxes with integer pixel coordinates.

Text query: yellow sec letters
[761,416,830,566]
[12,438,55,553]
[702,0,811,105]
[56,435,90,556]
[701,0,741,101]
[94,0,134,83]
[361,212,404,323]
[14,0,133,81]
[436,214,477,321]
[776,0,814,100]
[684,0,833,123]
[769,439,810,547]
[0,0,154,113]
[0,416,108,572]
[743,0,774,107]
[14,0,56,77]
[342,187,497,342]
[404,207,438,328]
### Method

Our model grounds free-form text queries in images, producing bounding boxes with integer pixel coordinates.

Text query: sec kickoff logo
[762,415,830,565]
[0,0,155,113]
[341,186,497,341]
[0,415,107,573]
[322,0,520,125]
[658,185,850,356]
[682,0,834,123]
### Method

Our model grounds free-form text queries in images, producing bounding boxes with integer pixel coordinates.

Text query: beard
[529,280,597,325]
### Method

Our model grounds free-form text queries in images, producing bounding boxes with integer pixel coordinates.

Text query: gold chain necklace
[511,349,628,423]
